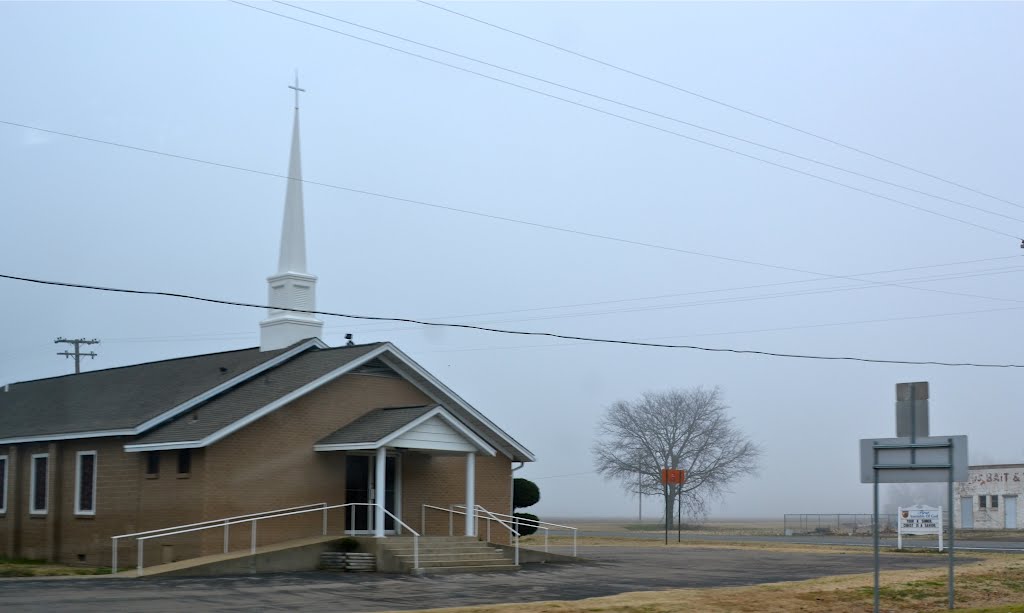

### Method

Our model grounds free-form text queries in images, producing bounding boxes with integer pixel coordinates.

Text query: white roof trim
[378,344,536,462]
[313,406,496,455]
[123,343,533,462]
[0,338,328,447]
[124,344,391,452]
[0,429,137,446]
[380,406,496,455]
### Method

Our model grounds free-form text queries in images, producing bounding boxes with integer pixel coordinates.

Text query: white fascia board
[379,344,536,462]
[0,339,329,447]
[378,406,496,456]
[313,442,378,452]
[0,429,136,446]
[124,344,391,453]
[121,441,204,452]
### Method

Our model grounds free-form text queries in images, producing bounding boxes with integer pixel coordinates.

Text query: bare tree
[592,387,761,523]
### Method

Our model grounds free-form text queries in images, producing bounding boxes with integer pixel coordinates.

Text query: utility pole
[54,337,99,374]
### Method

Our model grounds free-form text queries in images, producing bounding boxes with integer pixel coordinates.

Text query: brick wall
[200,373,431,553]
[402,453,512,544]
[2,370,520,565]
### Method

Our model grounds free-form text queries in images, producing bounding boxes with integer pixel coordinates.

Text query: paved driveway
[0,546,968,612]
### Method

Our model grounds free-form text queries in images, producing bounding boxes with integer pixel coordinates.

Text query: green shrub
[513,512,539,537]
[337,537,360,553]
[513,478,540,509]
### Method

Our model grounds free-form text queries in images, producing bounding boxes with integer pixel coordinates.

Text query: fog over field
[2,1,1022,520]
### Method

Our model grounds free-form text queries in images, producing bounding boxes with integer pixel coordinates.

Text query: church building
[0,84,534,567]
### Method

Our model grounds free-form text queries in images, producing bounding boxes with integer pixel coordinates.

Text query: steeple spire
[260,74,324,351]
[277,74,307,274]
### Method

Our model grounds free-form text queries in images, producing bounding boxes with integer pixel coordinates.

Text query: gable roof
[126,343,387,448]
[0,340,535,462]
[0,339,325,444]
[316,405,433,447]
[313,405,497,455]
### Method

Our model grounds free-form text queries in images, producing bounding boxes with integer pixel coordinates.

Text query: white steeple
[260,74,324,351]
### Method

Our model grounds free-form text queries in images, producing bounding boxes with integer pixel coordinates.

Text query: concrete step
[393,552,507,562]
[415,564,521,575]
[412,558,514,568]
[382,548,497,560]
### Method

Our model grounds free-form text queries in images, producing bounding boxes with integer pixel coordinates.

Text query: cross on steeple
[288,71,306,110]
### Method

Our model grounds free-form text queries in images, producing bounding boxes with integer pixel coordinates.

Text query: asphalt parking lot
[0,546,970,612]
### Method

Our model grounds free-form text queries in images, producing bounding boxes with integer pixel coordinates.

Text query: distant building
[953,464,1023,529]
[0,86,534,567]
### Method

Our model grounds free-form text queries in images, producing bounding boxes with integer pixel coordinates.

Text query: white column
[374,447,387,538]
[465,452,476,537]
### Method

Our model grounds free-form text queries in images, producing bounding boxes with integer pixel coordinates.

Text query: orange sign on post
[661,468,686,485]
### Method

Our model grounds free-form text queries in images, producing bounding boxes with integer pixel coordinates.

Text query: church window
[30,454,48,514]
[146,452,160,477]
[177,450,191,476]
[0,455,7,514]
[75,451,97,515]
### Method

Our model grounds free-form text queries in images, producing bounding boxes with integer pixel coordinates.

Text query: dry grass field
[545,517,786,536]
[401,533,1024,613]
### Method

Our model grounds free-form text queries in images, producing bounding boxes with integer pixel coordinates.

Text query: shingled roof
[316,406,434,447]
[0,341,312,441]
[130,343,386,446]
[0,339,534,462]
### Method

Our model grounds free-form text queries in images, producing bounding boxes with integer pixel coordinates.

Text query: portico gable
[314,405,494,537]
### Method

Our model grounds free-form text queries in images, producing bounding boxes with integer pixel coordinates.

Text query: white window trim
[0,454,8,514]
[74,451,98,516]
[30,453,49,515]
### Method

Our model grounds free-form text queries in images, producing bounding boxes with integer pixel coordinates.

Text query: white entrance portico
[314,405,497,537]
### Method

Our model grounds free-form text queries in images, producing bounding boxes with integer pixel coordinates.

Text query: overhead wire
[90,255,1019,346]
[417,0,1024,212]
[271,0,1024,226]
[2,272,1022,368]
[5,117,1021,306]
[230,1,1019,240]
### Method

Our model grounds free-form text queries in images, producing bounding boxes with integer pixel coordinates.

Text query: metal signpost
[859,382,968,612]
[660,468,685,545]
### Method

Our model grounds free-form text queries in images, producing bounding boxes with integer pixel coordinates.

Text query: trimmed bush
[337,537,360,553]
[513,478,541,509]
[513,512,540,537]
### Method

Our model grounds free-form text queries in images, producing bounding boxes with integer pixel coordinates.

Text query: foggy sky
[2,1,1022,519]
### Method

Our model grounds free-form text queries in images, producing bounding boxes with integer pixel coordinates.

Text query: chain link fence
[784,514,897,536]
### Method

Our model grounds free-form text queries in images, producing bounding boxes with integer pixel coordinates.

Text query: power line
[419,303,1024,357]
[230,1,1019,240]
[310,264,1024,338]
[417,0,1024,212]
[271,0,1024,227]
[4,114,1019,319]
[2,272,1022,368]
[89,255,1020,346]
[4,118,1018,306]
[530,470,598,480]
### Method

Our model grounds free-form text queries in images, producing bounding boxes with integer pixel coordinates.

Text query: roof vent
[219,367,228,373]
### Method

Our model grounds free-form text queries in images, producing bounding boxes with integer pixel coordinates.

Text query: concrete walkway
[0,546,969,612]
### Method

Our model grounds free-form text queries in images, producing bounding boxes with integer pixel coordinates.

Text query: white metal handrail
[455,504,578,557]
[111,502,328,574]
[421,503,519,566]
[114,502,418,576]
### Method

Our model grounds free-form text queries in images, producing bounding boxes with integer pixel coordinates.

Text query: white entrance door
[1005,496,1018,529]
[960,496,973,529]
